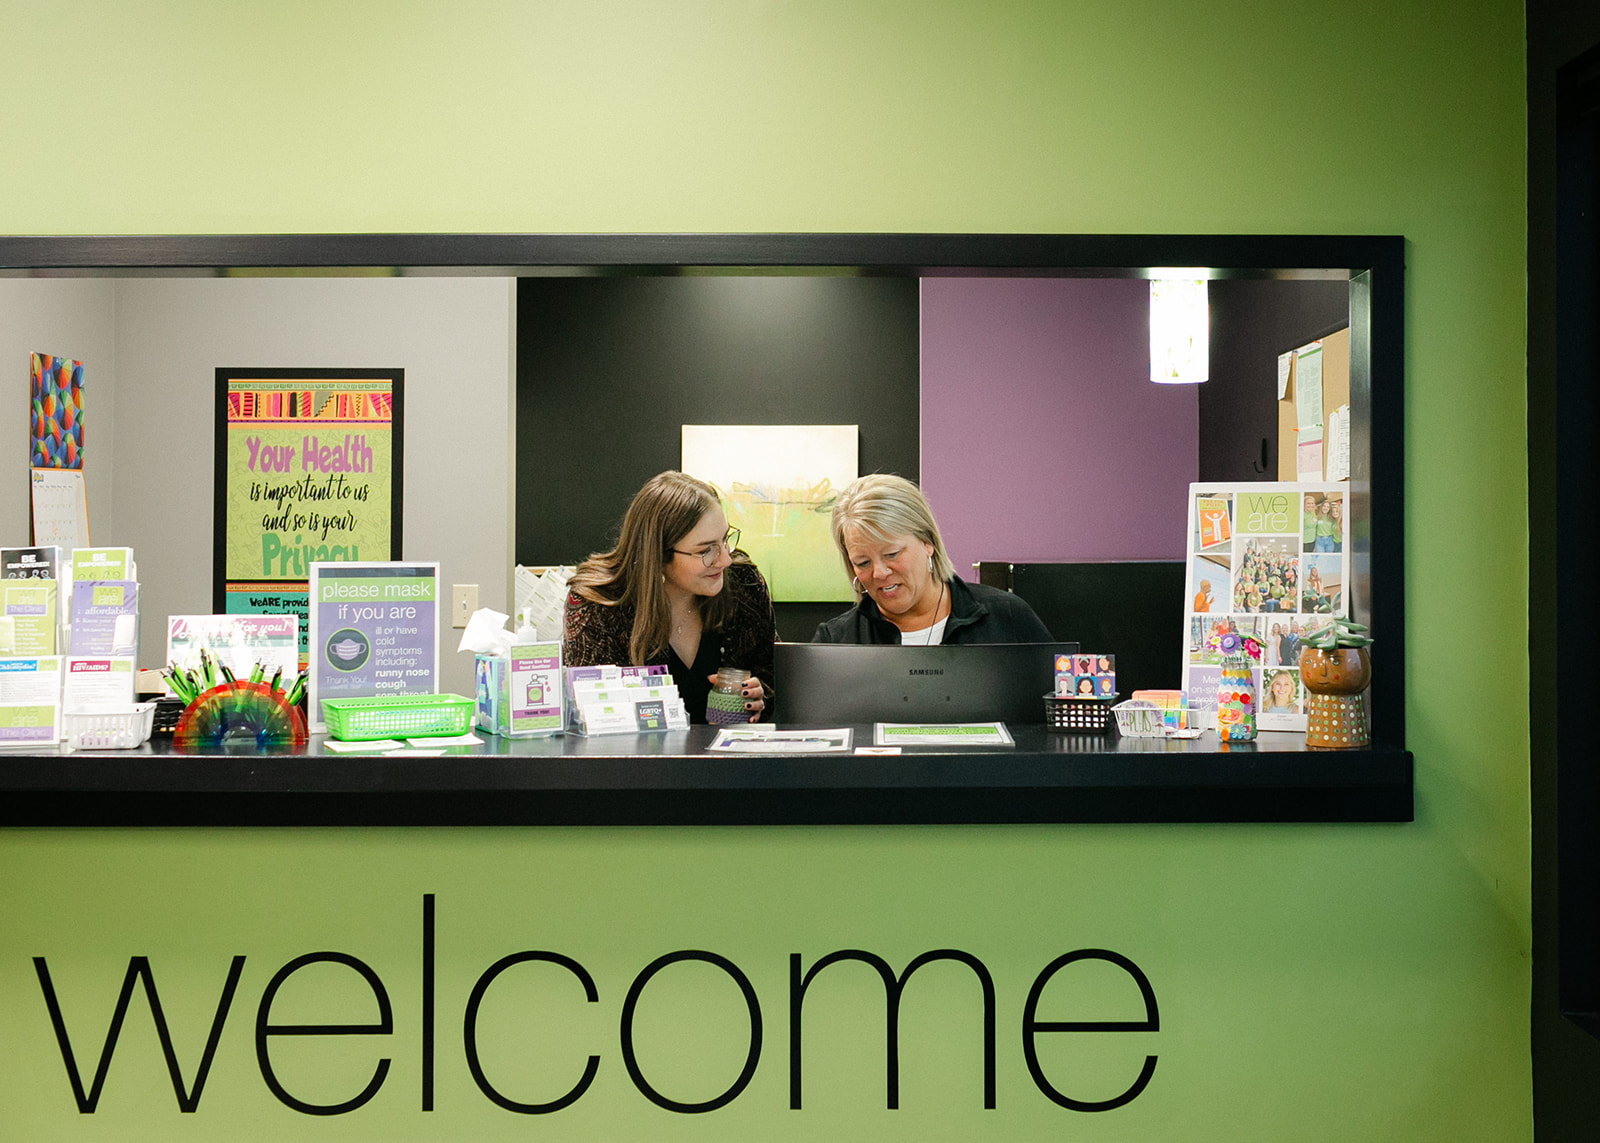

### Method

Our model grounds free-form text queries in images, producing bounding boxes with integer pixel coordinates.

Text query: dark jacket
[811,576,1053,644]
[563,560,777,719]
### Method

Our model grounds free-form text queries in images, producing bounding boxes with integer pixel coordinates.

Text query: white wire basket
[62,702,157,750]
[1111,700,1167,738]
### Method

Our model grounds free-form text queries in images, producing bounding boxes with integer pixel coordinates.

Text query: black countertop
[0,725,1412,827]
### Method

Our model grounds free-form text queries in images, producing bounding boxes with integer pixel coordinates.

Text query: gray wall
[0,279,118,548]
[108,276,515,698]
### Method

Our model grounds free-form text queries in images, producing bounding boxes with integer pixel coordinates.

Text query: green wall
[1,2,1530,1140]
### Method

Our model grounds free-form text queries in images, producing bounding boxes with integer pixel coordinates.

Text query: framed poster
[1181,482,1352,733]
[213,368,403,661]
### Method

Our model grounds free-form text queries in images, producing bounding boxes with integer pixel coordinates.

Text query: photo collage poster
[1182,482,1350,732]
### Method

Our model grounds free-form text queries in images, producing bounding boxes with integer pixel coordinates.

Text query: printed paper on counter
[0,656,62,746]
[873,722,1015,747]
[62,656,137,708]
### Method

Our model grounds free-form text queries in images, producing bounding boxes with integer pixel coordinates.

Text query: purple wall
[920,278,1198,579]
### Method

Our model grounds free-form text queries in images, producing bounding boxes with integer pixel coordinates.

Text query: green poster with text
[216,372,403,652]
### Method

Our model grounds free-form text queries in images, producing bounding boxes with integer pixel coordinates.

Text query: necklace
[896,577,948,634]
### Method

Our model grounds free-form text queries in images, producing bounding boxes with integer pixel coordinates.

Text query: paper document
[707,727,853,753]
[1296,427,1325,480]
[30,470,89,551]
[1325,404,1351,482]
[0,655,63,745]
[1294,343,1324,431]
[873,722,1014,747]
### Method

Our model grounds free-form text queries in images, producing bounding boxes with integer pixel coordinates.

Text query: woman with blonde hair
[813,473,1052,644]
[1263,669,1300,714]
[564,471,774,721]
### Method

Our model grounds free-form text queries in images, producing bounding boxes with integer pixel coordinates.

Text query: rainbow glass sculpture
[173,681,308,753]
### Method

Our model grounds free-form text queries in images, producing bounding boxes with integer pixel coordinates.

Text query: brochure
[572,692,690,735]
[2,545,61,580]
[873,722,1015,747]
[3,580,58,655]
[70,546,136,582]
[707,727,853,753]
[563,664,672,733]
[0,656,63,746]
[62,656,137,708]
[68,581,138,655]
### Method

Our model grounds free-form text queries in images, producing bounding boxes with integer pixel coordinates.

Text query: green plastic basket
[321,693,475,741]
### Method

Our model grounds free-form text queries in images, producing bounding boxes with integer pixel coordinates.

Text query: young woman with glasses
[563,470,775,721]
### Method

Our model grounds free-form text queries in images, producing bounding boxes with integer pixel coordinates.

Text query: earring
[852,575,863,594]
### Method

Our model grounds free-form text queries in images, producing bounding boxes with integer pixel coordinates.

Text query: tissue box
[474,641,564,737]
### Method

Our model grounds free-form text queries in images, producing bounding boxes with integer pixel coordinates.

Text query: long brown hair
[569,470,744,664]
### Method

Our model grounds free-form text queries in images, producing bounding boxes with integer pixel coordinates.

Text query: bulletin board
[1278,327,1350,480]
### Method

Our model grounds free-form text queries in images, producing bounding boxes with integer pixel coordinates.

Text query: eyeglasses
[671,528,740,567]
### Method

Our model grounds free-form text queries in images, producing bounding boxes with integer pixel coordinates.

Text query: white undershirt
[898,617,948,646]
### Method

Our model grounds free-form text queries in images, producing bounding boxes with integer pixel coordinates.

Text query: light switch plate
[452,583,478,628]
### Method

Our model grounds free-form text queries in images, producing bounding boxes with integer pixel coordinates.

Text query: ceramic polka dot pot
[1299,646,1371,748]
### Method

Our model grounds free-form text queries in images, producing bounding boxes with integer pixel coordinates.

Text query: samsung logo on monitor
[908,668,944,676]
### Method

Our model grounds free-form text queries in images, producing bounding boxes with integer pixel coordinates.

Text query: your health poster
[214,369,403,660]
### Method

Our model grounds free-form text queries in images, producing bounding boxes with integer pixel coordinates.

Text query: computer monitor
[774,642,1080,726]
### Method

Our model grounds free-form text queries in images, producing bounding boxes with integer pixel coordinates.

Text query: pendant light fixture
[1150,274,1209,384]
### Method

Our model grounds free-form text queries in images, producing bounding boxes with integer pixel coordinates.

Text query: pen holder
[173,681,309,753]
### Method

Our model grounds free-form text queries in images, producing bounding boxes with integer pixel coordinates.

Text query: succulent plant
[1302,616,1373,651]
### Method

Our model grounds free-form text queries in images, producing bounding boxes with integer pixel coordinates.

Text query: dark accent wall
[519,274,1363,643]
[1200,280,1351,482]
[1530,3,1600,1139]
[515,275,919,641]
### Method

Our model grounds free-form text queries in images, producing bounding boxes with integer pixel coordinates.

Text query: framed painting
[682,424,857,602]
